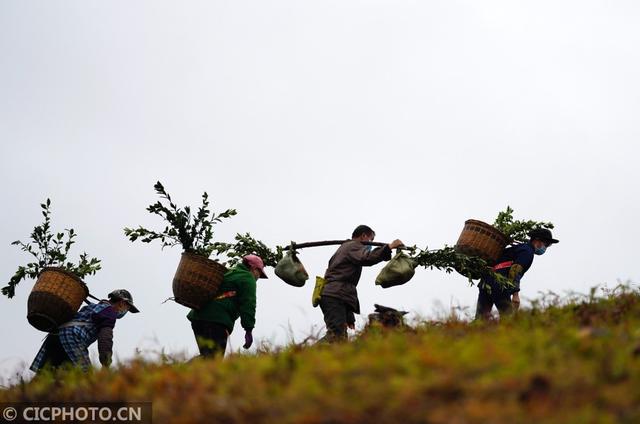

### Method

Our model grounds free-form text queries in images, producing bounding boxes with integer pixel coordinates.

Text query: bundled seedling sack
[375,251,417,288]
[275,250,309,287]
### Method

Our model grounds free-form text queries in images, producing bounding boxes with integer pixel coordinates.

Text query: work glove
[243,329,253,349]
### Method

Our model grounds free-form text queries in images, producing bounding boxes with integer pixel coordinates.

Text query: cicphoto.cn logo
[1,402,152,423]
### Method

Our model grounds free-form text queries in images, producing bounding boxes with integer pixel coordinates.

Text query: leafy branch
[124,181,237,257]
[2,199,101,298]
[212,233,284,268]
[409,245,514,291]
[493,206,554,244]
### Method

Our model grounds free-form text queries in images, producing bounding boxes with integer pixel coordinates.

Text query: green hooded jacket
[187,263,257,332]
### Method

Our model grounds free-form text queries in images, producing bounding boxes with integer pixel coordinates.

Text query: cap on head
[243,254,268,279]
[528,228,559,245]
[108,289,140,313]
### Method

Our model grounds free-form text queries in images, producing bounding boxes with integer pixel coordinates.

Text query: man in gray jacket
[320,225,403,341]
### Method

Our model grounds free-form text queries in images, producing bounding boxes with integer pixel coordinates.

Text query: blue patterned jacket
[30,301,117,372]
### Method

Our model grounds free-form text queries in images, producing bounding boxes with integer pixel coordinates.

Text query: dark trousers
[191,320,229,358]
[475,287,514,320]
[319,295,356,342]
[39,334,72,370]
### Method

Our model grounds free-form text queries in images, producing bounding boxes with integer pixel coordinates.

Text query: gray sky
[1,0,639,380]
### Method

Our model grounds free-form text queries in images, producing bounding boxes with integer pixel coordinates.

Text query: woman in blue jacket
[476,228,559,319]
[30,289,139,372]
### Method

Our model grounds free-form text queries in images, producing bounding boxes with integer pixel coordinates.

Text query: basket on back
[172,252,227,309]
[27,268,89,332]
[454,219,508,264]
[124,182,241,310]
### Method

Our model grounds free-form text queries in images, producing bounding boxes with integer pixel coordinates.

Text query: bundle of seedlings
[2,199,101,331]
[124,182,278,308]
[492,206,554,244]
[124,182,237,308]
[211,233,283,268]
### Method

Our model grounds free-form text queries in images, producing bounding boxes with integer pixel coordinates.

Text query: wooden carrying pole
[283,240,411,250]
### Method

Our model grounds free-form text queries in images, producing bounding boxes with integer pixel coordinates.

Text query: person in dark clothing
[187,254,268,358]
[30,289,139,372]
[475,228,559,320]
[189,320,231,357]
[319,225,404,341]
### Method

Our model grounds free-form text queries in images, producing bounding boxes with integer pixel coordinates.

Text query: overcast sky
[1,0,639,381]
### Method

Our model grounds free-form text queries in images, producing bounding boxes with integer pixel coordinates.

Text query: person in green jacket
[187,254,267,358]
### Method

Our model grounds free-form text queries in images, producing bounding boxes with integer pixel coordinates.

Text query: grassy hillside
[2,286,640,423]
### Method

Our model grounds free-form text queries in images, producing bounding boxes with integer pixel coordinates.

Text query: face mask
[534,246,547,256]
[116,309,128,319]
[363,244,373,253]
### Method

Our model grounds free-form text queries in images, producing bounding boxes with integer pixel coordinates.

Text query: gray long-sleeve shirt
[322,240,392,313]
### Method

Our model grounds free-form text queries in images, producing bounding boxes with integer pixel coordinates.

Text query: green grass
[2,286,640,423]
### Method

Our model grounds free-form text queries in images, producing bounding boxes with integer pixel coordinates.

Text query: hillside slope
[2,287,640,423]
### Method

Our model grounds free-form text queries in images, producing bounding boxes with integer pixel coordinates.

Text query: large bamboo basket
[172,252,227,309]
[27,267,89,332]
[454,219,508,264]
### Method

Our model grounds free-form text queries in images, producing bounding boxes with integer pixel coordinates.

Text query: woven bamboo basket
[172,252,227,309]
[454,219,508,264]
[27,267,89,332]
